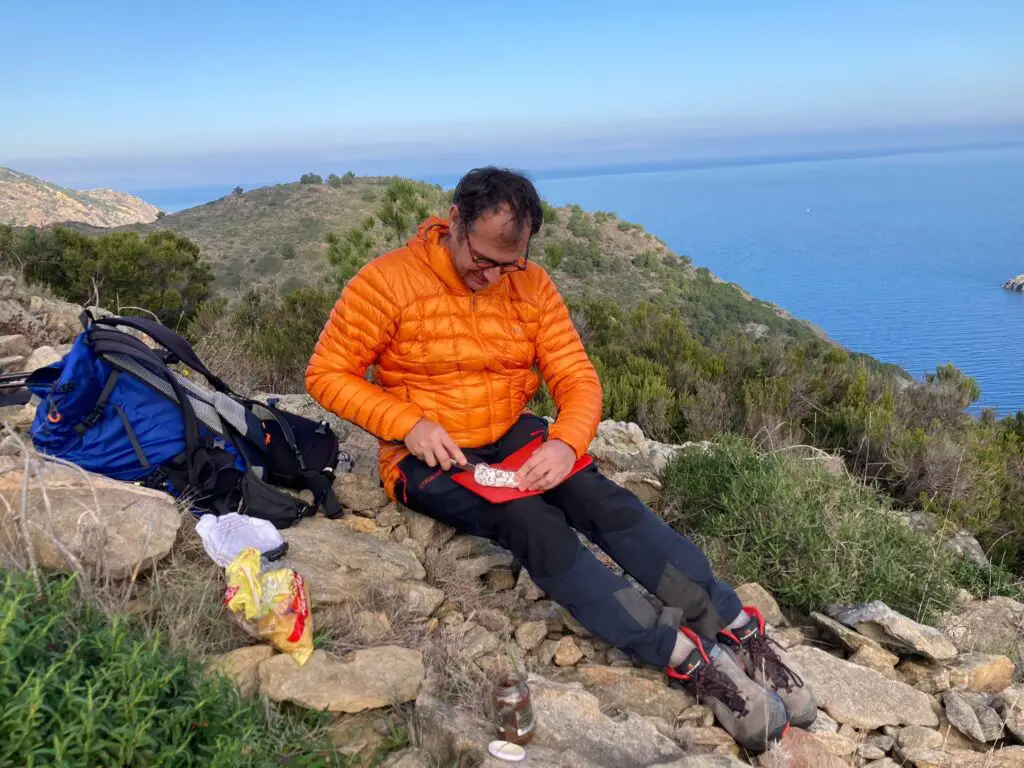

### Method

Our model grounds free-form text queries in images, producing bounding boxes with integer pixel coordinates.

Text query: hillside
[121,175,824,344]
[0,167,161,228]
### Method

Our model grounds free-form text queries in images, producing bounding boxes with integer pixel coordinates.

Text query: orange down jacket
[306,216,603,501]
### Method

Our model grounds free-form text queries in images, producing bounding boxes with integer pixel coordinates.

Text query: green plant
[0,569,343,767]
[300,173,323,185]
[232,186,244,196]
[659,437,1018,621]
[327,174,343,188]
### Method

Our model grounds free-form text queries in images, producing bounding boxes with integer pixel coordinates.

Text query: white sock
[727,610,750,630]
[669,631,697,668]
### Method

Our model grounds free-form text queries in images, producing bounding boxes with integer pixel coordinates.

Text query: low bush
[0,569,343,767]
[660,437,1021,621]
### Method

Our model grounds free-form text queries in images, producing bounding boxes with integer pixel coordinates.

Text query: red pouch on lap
[451,437,593,502]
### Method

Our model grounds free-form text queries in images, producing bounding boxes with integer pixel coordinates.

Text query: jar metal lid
[487,740,527,762]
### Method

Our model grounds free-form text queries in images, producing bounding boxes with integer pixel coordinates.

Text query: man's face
[449,204,531,291]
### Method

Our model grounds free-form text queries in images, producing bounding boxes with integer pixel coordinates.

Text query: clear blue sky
[2,0,1023,187]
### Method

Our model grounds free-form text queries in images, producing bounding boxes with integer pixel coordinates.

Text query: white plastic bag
[195,512,286,567]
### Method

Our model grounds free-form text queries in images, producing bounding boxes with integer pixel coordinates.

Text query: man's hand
[517,439,576,492]
[404,418,467,470]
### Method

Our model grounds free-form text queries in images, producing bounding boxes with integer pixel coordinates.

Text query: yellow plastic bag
[224,547,314,665]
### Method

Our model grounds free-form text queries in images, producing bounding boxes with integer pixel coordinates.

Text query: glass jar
[491,674,534,745]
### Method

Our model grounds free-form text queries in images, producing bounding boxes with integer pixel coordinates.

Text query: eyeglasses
[464,232,530,273]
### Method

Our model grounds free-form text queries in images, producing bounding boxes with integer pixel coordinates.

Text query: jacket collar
[410,216,506,298]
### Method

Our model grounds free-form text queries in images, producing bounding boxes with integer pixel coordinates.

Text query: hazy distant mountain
[0,167,160,228]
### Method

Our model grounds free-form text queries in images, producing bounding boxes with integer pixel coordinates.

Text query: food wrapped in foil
[473,463,519,488]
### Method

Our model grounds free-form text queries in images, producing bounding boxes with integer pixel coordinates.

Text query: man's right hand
[404,418,468,470]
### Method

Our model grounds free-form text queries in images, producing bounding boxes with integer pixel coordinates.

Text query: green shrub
[567,207,598,240]
[280,243,297,260]
[540,200,558,225]
[659,437,1019,621]
[300,173,323,185]
[544,242,564,270]
[0,570,343,767]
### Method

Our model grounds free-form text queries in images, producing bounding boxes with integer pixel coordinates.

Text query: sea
[138,145,1024,415]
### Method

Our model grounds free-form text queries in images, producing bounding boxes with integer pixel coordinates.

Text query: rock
[674,725,737,755]
[941,597,1024,660]
[943,691,988,743]
[207,645,275,696]
[486,567,516,592]
[28,297,81,341]
[787,645,939,729]
[24,345,64,371]
[944,531,990,568]
[899,660,952,694]
[900,747,1024,767]
[866,733,896,753]
[327,711,387,758]
[537,639,560,666]
[351,611,392,645]
[515,568,545,600]
[997,684,1024,742]
[0,334,31,359]
[554,636,584,666]
[460,623,500,660]
[588,420,687,476]
[605,470,664,506]
[378,748,434,768]
[811,730,857,756]
[849,644,901,678]
[734,583,786,627]
[278,516,425,603]
[475,608,512,635]
[403,581,444,618]
[773,626,812,649]
[456,551,516,579]
[339,515,377,534]
[573,664,696,721]
[515,620,549,652]
[259,647,423,712]
[946,653,1015,694]
[400,504,454,547]
[828,601,958,661]
[678,704,715,727]
[443,536,493,559]
[0,402,37,432]
[0,354,26,371]
[0,454,181,579]
[773,727,856,768]
[376,504,405,529]
[863,760,900,768]
[809,710,841,733]
[811,611,884,653]
[557,606,594,638]
[650,758,747,768]
[898,725,946,750]
[528,674,685,767]
[858,743,888,761]
[333,473,389,513]
[1003,274,1024,292]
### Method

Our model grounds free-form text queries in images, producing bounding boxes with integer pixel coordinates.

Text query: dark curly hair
[451,166,543,242]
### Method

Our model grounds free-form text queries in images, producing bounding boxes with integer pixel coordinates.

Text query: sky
[2,0,1023,189]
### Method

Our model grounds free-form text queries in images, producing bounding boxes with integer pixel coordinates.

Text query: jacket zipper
[469,292,499,442]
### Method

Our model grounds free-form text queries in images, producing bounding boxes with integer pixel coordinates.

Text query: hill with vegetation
[0,167,161,228]
[4,172,1024,573]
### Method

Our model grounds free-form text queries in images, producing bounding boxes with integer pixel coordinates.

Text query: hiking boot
[719,606,817,729]
[667,627,789,752]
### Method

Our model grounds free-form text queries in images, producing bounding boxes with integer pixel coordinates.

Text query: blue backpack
[6,311,348,529]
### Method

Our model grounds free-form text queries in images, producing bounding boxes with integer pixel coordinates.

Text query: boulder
[811,611,884,653]
[573,665,696,721]
[849,644,901,679]
[945,653,1015,694]
[24,344,68,372]
[997,684,1024,742]
[278,516,425,604]
[942,691,1004,743]
[0,454,181,579]
[734,583,786,627]
[0,334,32,359]
[649,758,747,768]
[828,601,957,661]
[206,645,275,696]
[771,727,855,768]
[941,597,1024,660]
[400,504,455,547]
[527,674,685,767]
[515,568,545,600]
[378,748,434,768]
[587,420,689,476]
[787,645,939,729]
[259,647,424,712]
[897,725,946,751]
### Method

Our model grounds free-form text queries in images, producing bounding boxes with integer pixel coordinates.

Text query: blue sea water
[536,147,1024,415]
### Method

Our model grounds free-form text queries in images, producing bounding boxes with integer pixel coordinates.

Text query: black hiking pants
[396,414,742,670]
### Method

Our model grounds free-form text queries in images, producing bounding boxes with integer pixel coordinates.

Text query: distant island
[1003,274,1024,292]
[0,167,160,228]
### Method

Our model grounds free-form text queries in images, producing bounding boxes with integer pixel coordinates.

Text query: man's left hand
[517,439,577,492]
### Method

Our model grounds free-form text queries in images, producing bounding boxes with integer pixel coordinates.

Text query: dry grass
[316,581,429,656]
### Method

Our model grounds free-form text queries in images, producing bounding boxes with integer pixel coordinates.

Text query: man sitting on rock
[306,167,815,751]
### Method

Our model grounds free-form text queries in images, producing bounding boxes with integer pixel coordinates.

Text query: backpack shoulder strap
[89,314,233,394]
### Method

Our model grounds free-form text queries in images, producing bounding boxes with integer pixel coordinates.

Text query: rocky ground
[3,283,1024,767]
